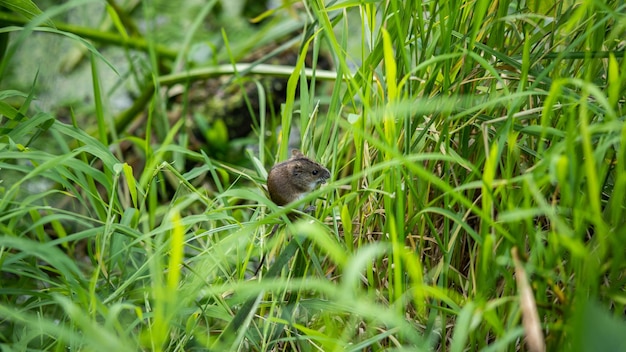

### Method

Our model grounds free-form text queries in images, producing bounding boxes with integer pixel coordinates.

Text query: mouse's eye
[312,170,318,175]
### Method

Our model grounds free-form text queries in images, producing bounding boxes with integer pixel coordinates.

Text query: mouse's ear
[290,149,305,159]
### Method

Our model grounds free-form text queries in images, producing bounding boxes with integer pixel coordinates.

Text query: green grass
[1,0,625,351]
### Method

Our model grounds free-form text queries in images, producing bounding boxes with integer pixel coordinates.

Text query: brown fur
[267,149,330,206]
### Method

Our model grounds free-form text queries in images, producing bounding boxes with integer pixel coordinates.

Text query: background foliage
[1,0,625,351]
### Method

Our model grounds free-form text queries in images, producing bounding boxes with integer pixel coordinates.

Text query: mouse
[266,149,330,207]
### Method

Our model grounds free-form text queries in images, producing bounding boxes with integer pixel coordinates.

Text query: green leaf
[574,300,626,352]
[0,100,22,120]
[0,0,55,27]
[122,163,138,208]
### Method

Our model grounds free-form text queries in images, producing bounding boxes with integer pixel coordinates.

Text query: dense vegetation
[1,0,625,351]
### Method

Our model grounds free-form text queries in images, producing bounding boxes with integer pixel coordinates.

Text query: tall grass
[1,0,625,350]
